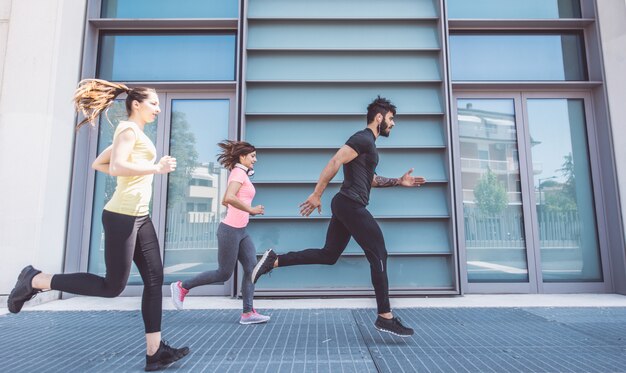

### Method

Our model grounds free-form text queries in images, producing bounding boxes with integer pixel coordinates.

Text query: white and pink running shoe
[239,309,271,325]
[170,281,189,310]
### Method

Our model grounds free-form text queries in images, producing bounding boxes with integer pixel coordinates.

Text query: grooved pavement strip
[2,308,626,372]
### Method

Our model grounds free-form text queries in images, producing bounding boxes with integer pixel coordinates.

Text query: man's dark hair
[366,96,396,124]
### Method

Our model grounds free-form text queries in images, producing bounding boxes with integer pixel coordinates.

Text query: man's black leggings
[50,210,163,333]
[278,193,390,314]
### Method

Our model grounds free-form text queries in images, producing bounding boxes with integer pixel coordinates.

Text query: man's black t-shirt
[339,128,378,206]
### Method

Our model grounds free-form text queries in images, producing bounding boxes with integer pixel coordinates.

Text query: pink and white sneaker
[170,281,189,310]
[239,309,271,325]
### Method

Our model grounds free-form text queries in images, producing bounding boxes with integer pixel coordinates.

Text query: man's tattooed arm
[372,175,399,188]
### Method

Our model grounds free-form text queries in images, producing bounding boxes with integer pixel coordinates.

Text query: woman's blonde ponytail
[73,79,130,129]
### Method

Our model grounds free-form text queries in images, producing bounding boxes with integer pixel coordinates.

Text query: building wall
[595,0,626,293]
[0,0,87,295]
[0,1,10,95]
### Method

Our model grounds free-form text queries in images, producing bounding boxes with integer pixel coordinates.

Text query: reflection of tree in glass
[559,153,576,202]
[168,111,199,210]
[543,153,577,212]
[474,169,508,216]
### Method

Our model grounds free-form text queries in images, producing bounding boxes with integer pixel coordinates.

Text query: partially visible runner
[7,79,190,371]
[252,96,426,337]
[170,140,270,325]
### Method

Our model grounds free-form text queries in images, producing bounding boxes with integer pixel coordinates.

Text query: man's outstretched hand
[399,168,426,187]
[299,193,322,217]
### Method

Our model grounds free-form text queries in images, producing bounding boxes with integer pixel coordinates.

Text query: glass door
[86,92,235,296]
[523,93,606,292]
[454,95,538,292]
[159,93,235,295]
[87,94,164,285]
[454,92,607,293]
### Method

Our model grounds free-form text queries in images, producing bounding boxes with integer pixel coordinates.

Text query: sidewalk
[2,295,626,372]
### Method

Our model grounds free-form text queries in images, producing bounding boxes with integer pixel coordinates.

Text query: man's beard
[378,119,391,137]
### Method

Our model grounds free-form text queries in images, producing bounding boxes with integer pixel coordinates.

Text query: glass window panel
[254,184,449,218]
[248,0,438,19]
[88,101,158,285]
[448,0,581,19]
[246,83,443,114]
[450,34,586,81]
[101,0,238,19]
[162,99,230,284]
[248,219,451,255]
[98,33,236,82]
[253,256,454,289]
[457,99,529,283]
[527,99,602,282]
[246,115,445,148]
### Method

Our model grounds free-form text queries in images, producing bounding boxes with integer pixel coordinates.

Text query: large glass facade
[447,0,581,19]
[75,0,608,296]
[527,99,602,282]
[448,0,605,290]
[449,33,586,81]
[162,99,230,284]
[458,99,529,282]
[98,33,237,82]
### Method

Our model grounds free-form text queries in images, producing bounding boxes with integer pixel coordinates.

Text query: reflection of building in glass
[458,103,540,206]
[460,102,584,281]
[165,163,226,250]
[185,163,219,223]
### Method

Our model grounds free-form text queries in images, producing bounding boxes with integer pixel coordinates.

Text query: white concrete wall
[596,0,626,265]
[0,1,10,95]
[0,0,87,295]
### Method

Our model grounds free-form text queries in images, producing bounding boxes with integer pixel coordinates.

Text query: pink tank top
[222,167,255,228]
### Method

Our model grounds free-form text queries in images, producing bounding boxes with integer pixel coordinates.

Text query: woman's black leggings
[51,210,163,333]
[278,193,390,314]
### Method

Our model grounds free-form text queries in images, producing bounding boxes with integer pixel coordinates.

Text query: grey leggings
[182,223,256,313]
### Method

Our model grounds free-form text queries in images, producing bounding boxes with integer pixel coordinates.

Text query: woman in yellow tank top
[7,79,189,371]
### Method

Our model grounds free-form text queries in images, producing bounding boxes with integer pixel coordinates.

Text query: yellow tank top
[104,121,157,216]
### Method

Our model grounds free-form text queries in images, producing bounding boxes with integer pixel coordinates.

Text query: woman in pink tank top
[170,140,270,325]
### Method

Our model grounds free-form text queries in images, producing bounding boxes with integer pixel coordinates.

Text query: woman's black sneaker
[145,341,190,371]
[252,249,277,284]
[7,265,42,314]
[374,316,414,337]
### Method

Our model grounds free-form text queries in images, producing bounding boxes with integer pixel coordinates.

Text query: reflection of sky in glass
[100,35,236,81]
[171,100,229,162]
[102,0,238,18]
[450,35,572,81]
[527,100,573,185]
[448,0,578,19]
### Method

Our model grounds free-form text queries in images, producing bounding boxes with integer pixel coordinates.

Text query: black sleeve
[345,132,367,155]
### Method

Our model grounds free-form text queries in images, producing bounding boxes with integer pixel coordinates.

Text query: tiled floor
[2,308,626,372]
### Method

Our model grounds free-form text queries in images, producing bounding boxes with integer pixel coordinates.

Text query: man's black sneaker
[374,316,414,337]
[252,249,277,284]
[7,265,42,314]
[145,341,190,371]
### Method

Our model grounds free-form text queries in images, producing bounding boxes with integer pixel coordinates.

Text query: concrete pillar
[0,0,87,298]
